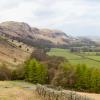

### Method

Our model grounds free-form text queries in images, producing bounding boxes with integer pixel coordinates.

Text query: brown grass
[0,81,100,100]
[0,38,32,68]
[0,81,42,100]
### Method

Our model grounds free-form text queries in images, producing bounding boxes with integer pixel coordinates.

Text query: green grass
[87,56,100,61]
[47,48,82,60]
[68,59,100,67]
[79,52,100,61]
[47,48,100,67]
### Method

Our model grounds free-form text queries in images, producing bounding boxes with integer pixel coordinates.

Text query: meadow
[0,81,42,100]
[47,48,100,67]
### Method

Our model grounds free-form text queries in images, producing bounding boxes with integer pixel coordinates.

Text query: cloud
[0,0,100,36]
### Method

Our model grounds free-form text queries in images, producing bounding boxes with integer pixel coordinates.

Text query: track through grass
[47,48,100,67]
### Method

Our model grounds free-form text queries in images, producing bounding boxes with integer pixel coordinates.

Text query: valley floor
[0,81,100,100]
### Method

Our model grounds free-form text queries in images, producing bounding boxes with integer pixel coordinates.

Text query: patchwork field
[47,48,100,67]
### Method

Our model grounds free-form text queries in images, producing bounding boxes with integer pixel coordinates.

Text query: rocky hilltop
[0,21,96,48]
[0,21,93,48]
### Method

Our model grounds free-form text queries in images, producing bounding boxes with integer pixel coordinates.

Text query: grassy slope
[0,81,42,100]
[0,37,32,68]
[47,48,100,67]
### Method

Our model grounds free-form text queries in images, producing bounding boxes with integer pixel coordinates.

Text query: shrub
[52,63,100,93]
[0,64,11,80]
[11,66,25,80]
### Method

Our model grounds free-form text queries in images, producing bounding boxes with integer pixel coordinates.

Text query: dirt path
[64,89,100,100]
[77,92,100,100]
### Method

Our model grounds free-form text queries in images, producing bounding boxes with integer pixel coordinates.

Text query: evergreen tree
[24,59,30,81]
[24,58,47,84]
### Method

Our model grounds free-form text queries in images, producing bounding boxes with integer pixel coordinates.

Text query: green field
[87,56,100,61]
[47,48,82,60]
[47,48,100,67]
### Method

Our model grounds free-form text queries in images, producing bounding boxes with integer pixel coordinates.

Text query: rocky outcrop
[0,21,74,47]
[0,21,96,48]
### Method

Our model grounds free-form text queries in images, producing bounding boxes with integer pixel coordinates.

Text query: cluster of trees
[0,59,47,84]
[0,48,100,93]
[31,49,66,83]
[52,63,100,93]
[24,58,47,84]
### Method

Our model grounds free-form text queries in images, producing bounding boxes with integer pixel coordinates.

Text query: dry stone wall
[36,84,94,100]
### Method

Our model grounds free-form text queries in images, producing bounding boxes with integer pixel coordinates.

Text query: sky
[0,0,100,36]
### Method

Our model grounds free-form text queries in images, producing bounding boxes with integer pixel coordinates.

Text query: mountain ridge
[0,21,96,48]
[0,21,71,45]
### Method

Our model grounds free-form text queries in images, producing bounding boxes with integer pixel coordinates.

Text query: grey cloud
[0,0,100,36]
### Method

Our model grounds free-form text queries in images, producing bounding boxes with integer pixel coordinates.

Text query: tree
[37,63,47,84]
[90,68,100,92]
[75,64,90,90]
[52,62,100,93]
[52,62,75,88]
[24,58,47,84]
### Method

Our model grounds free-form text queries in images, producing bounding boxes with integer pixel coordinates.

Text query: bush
[11,66,25,80]
[52,62,75,88]
[0,64,12,80]
[52,63,100,93]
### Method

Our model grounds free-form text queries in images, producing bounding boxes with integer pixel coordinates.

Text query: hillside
[0,21,96,48]
[0,21,99,100]
[0,21,70,47]
[0,36,33,68]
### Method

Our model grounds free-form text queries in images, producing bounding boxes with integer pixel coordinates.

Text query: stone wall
[36,84,94,100]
